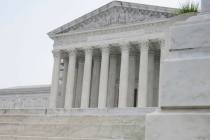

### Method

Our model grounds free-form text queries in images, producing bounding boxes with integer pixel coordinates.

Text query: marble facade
[48,1,176,109]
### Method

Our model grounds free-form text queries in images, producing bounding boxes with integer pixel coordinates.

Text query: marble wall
[0,86,50,108]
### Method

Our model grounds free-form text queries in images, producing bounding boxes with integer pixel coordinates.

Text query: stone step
[0,108,155,140]
[0,116,144,139]
[0,135,124,140]
[0,115,144,124]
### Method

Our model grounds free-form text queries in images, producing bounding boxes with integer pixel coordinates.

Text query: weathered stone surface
[146,111,210,140]
[170,14,210,50]
[159,13,210,108]
[160,57,210,107]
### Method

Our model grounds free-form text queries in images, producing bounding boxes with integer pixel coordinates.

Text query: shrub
[176,1,199,14]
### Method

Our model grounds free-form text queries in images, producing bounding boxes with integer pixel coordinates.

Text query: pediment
[48,1,176,37]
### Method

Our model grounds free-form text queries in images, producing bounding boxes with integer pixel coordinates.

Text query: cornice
[51,18,170,39]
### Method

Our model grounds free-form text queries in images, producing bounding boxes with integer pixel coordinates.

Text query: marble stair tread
[0,115,145,139]
[0,108,153,139]
[0,122,143,138]
[0,135,128,140]
[0,115,144,124]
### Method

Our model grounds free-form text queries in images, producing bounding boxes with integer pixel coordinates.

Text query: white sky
[0,0,200,88]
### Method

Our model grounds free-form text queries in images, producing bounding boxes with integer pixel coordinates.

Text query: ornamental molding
[53,15,170,39]
[50,13,191,52]
[53,36,165,54]
[53,18,171,48]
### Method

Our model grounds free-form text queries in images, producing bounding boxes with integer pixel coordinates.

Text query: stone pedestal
[145,12,210,140]
[146,111,210,140]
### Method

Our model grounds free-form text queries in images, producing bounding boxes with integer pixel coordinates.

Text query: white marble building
[48,1,176,109]
[0,1,210,140]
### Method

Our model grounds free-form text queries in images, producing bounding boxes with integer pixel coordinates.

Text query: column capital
[101,46,110,53]
[157,39,165,48]
[137,41,149,52]
[141,40,149,46]
[65,49,77,54]
[84,48,93,54]
[52,50,61,58]
[119,43,130,52]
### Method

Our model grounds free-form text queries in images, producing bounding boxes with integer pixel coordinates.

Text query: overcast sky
[0,0,200,88]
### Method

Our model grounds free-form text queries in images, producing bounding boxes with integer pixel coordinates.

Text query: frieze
[57,7,173,34]
[53,19,171,48]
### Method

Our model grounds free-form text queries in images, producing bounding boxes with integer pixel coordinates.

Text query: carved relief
[58,6,173,34]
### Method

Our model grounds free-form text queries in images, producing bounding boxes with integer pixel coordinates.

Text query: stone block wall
[0,85,50,108]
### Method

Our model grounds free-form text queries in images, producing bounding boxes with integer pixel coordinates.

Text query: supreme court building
[48,1,175,109]
[0,1,210,140]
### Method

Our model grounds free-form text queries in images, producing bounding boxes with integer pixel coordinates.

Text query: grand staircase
[0,108,156,140]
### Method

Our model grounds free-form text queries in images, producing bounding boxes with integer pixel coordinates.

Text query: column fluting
[60,57,68,108]
[118,45,130,108]
[49,50,61,109]
[64,49,77,109]
[81,48,93,108]
[138,41,149,107]
[98,47,110,108]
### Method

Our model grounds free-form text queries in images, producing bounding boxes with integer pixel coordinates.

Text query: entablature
[53,19,170,49]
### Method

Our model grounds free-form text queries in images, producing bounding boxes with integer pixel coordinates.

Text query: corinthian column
[81,49,93,108]
[49,50,61,109]
[98,47,110,108]
[138,41,149,107]
[64,49,77,109]
[118,45,130,108]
